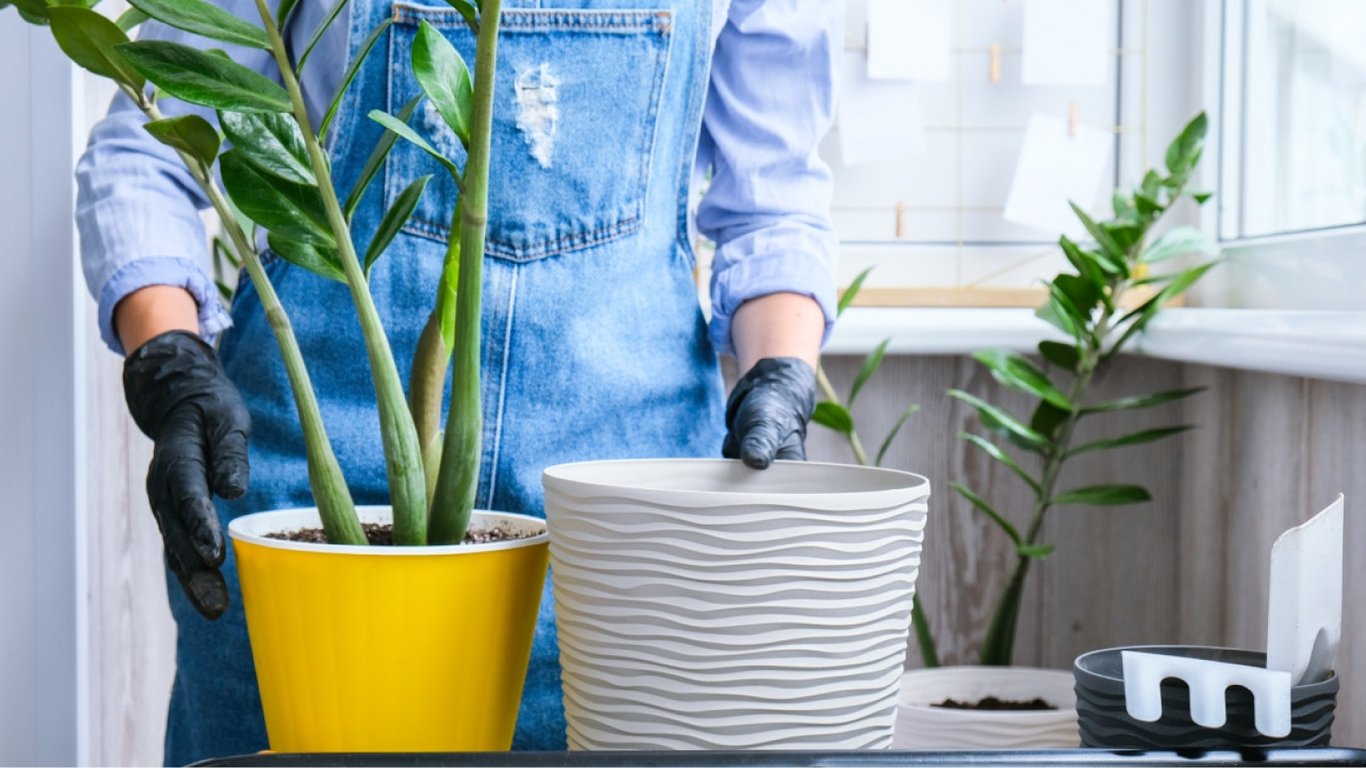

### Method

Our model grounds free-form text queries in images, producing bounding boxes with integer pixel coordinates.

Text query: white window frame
[1193,0,1366,312]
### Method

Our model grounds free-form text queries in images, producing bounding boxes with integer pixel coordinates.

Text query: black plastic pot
[1074,645,1338,749]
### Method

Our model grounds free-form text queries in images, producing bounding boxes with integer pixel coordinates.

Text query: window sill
[826,308,1366,384]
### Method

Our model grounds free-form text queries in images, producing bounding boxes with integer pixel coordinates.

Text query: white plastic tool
[1267,494,1344,686]
[1120,495,1345,738]
[1121,651,1291,737]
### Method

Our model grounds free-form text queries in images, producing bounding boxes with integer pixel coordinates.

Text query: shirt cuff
[709,242,837,357]
[98,257,233,355]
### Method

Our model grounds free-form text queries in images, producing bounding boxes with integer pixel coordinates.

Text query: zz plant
[917,112,1220,667]
[9,0,500,546]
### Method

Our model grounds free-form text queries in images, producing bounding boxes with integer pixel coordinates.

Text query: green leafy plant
[812,267,920,469]
[915,112,1220,668]
[12,0,501,545]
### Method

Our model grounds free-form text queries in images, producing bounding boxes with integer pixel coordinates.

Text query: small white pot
[893,666,1080,749]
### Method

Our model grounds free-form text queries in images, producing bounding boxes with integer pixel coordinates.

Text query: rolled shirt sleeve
[695,0,841,357]
[75,0,337,355]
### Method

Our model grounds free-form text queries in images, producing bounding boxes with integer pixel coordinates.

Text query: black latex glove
[723,357,817,470]
[123,330,250,621]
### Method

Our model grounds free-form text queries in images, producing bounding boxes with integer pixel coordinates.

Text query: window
[1220,0,1366,239]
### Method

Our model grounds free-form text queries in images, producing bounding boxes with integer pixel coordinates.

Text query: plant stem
[977,303,1113,666]
[253,0,429,544]
[815,365,868,466]
[428,0,502,544]
[132,91,365,545]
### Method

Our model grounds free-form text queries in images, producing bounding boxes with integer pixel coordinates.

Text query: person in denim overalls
[79,0,840,763]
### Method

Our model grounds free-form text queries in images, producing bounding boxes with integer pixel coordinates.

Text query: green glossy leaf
[1059,236,1105,290]
[220,149,334,246]
[275,0,298,28]
[443,0,477,31]
[1054,273,1101,315]
[143,114,220,166]
[115,41,291,112]
[1018,543,1055,559]
[319,17,391,140]
[11,0,49,23]
[1037,340,1079,371]
[1052,484,1152,507]
[298,0,350,70]
[1037,279,1090,340]
[1101,221,1142,255]
[838,267,874,317]
[1142,226,1218,264]
[972,349,1072,410]
[1192,190,1214,205]
[1069,201,1126,265]
[811,401,853,436]
[1111,261,1218,355]
[1029,400,1070,444]
[875,403,918,467]
[1112,191,1137,222]
[1165,112,1208,175]
[50,0,99,9]
[949,390,1049,452]
[952,483,1021,545]
[219,110,312,185]
[127,0,269,48]
[267,233,345,282]
[960,432,1041,495]
[115,6,149,30]
[1082,387,1204,414]
[346,95,420,220]
[1140,170,1162,199]
[367,108,460,179]
[849,338,889,405]
[1133,191,1162,217]
[413,20,473,146]
[48,7,144,89]
[364,174,430,275]
[1067,425,1194,457]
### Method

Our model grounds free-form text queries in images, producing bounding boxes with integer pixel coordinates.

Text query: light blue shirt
[76,0,840,356]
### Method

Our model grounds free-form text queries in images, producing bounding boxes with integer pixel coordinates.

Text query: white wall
[0,15,84,768]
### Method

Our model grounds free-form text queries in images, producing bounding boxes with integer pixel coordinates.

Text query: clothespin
[1067,101,1079,137]
[895,201,908,239]
[989,43,1001,83]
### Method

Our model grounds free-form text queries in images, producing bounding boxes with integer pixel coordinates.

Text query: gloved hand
[123,330,250,620]
[722,357,816,470]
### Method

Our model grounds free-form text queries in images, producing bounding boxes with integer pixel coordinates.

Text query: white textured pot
[893,666,1079,749]
[542,459,931,750]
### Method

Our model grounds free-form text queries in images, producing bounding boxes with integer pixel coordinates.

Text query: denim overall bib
[165,0,721,762]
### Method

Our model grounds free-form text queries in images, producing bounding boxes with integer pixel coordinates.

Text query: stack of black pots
[1073,645,1338,748]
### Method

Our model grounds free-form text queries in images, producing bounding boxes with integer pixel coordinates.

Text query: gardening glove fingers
[124,330,250,622]
[154,409,227,567]
[723,357,816,470]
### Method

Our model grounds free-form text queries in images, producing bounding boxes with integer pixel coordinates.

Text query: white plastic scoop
[1121,495,1344,737]
[1267,494,1344,686]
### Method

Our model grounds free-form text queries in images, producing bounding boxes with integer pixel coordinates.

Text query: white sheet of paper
[838,52,925,167]
[1020,0,1110,86]
[867,0,951,82]
[1002,113,1112,235]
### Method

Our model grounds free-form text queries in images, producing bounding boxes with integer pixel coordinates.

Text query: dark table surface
[192,748,1366,767]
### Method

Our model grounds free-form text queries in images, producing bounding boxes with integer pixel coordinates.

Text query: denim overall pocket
[385,4,675,262]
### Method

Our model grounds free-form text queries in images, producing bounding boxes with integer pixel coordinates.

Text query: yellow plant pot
[228,506,549,752]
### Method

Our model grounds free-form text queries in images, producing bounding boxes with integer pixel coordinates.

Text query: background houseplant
[817,112,1220,747]
[11,0,549,750]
